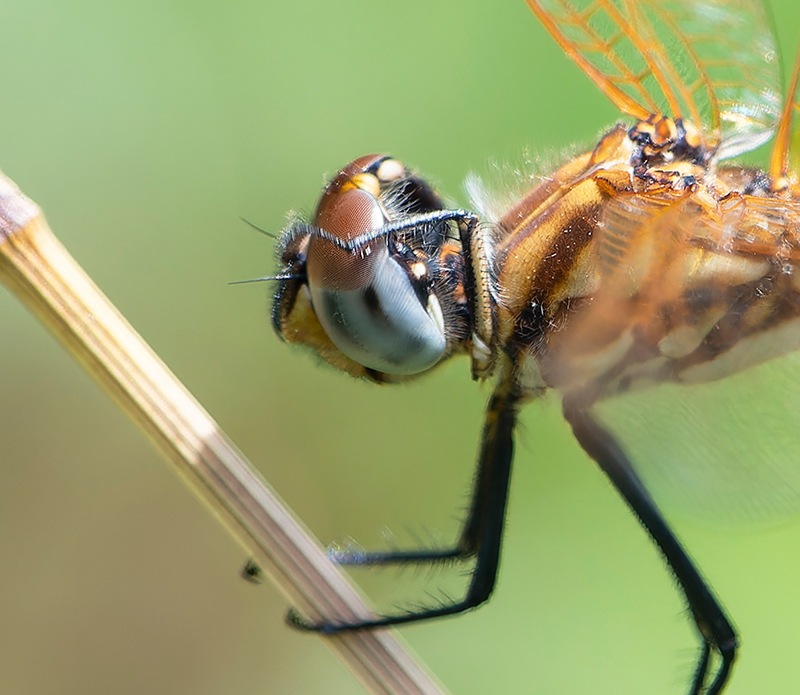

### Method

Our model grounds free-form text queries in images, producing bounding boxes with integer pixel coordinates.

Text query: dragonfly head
[271,155,475,383]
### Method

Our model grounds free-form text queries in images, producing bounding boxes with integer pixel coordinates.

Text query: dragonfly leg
[563,402,737,695]
[288,376,520,632]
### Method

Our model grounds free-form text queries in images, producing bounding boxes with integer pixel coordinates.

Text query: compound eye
[306,182,446,375]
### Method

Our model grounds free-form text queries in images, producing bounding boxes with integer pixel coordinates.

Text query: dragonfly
[268,0,800,692]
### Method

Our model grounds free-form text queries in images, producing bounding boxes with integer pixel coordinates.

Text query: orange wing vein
[526,0,782,159]
[770,50,800,182]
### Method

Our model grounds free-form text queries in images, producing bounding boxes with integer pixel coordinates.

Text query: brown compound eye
[304,156,446,375]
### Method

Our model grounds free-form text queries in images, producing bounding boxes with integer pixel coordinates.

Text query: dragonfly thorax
[629,115,710,170]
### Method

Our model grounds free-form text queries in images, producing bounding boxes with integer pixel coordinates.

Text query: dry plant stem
[0,171,445,695]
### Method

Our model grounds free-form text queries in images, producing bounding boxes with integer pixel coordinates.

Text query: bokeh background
[2,1,800,693]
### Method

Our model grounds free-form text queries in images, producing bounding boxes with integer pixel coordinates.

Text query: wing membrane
[596,355,800,524]
[561,189,800,523]
[771,51,800,181]
[527,0,783,158]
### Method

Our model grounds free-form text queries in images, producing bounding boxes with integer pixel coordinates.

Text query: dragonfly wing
[771,51,800,181]
[568,190,800,524]
[595,355,800,525]
[527,0,782,158]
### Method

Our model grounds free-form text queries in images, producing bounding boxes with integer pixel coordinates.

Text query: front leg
[288,375,521,633]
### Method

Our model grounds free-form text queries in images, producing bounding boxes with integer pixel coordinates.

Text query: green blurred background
[2,1,800,693]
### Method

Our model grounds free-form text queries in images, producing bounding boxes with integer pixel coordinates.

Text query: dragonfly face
[269,0,800,693]
[273,154,475,381]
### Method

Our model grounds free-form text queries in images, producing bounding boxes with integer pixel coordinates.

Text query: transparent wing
[596,356,800,525]
[553,189,800,524]
[527,0,783,159]
[771,51,800,181]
